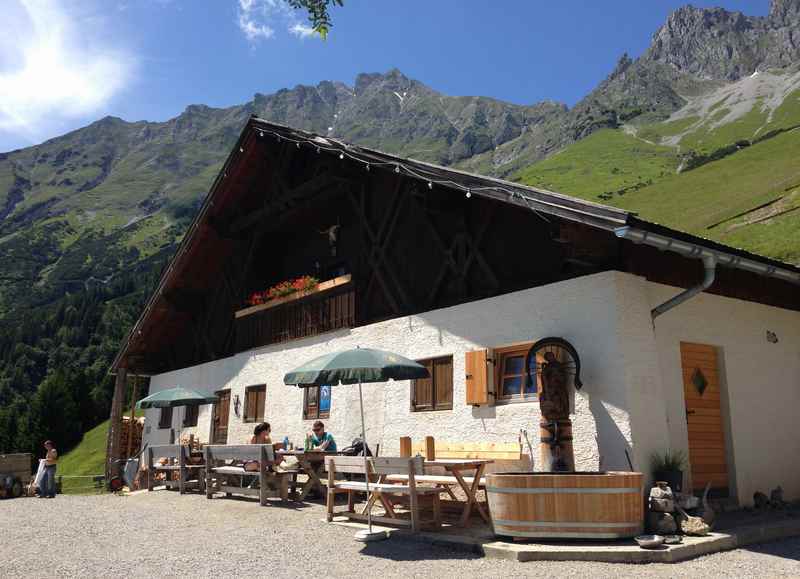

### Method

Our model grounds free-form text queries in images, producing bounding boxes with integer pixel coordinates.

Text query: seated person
[250,422,272,444]
[308,420,337,452]
[246,422,273,472]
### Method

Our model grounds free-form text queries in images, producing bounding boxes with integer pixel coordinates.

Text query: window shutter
[159,407,173,429]
[465,349,490,406]
[434,357,453,410]
[256,387,266,421]
[413,360,434,410]
[244,390,252,422]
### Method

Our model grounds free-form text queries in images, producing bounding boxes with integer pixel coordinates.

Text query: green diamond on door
[692,368,708,396]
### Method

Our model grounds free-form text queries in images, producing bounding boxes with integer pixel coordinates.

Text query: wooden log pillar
[539,419,575,472]
[424,436,436,461]
[125,376,139,459]
[105,368,128,483]
[399,436,412,457]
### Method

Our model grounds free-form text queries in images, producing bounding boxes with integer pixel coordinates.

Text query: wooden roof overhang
[111,117,800,375]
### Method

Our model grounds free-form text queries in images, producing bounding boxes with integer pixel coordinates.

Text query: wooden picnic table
[423,458,493,526]
[277,449,337,500]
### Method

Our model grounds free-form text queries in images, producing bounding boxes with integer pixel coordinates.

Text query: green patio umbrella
[135,386,218,409]
[284,347,429,542]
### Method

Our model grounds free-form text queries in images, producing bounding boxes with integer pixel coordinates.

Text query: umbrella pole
[355,380,386,542]
[358,381,372,532]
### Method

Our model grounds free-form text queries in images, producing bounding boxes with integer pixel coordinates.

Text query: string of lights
[250,127,553,224]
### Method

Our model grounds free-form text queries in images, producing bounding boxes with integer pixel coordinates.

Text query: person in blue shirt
[309,420,336,452]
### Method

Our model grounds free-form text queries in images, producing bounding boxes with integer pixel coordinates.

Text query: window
[495,344,537,402]
[244,385,266,423]
[158,407,173,429]
[303,384,331,420]
[411,356,453,412]
[182,405,199,427]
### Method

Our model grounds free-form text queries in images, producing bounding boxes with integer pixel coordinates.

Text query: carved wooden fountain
[486,337,644,540]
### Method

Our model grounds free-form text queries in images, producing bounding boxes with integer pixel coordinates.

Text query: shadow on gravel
[206,495,315,510]
[739,536,800,562]
[359,540,483,562]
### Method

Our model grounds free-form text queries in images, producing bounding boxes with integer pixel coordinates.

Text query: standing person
[41,440,58,498]
[308,421,336,452]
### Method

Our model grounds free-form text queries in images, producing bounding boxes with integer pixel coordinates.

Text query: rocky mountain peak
[643,0,800,80]
[770,0,800,24]
[354,68,414,95]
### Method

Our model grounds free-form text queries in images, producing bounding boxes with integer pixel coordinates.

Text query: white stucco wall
[144,271,645,473]
[645,279,800,505]
[141,269,800,506]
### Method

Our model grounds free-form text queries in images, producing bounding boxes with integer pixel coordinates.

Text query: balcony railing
[234,276,355,352]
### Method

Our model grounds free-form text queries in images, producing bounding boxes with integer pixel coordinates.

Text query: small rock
[649,483,675,512]
[770,486,786,508]
[754,491,770,509]
[676,505,710,536]
[680,515,710,536]
[647,511,677,534]
[650,497,675,512]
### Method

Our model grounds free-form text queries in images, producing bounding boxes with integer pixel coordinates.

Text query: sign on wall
[319,384,331,413]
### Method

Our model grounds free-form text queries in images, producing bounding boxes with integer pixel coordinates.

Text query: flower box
[234,274,352,319]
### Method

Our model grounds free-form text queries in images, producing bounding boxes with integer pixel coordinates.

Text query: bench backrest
[409,440,522,460]
[204,444,275,463]
[149,444,184,461]
[324,455,424,476]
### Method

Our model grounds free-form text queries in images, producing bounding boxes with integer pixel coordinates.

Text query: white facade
[143,270,800,506]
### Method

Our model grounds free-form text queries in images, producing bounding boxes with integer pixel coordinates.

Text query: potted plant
[650,449,687,493]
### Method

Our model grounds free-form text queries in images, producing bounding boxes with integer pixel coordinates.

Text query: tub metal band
[493,519,637,528]
[486,486,640,495]
[493,530,636,539]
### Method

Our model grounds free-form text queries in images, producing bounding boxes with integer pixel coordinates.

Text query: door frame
[211,389,231,445]
[679,341,736,500]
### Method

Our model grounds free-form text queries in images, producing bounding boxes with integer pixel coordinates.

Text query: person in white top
[41,440,58,498]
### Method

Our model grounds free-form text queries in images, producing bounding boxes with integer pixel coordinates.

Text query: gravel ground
[4,493,800,578]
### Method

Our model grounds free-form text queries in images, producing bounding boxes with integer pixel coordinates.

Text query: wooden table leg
[298,460,323,501]
[452,464,490,526]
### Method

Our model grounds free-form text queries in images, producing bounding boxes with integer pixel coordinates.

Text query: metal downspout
[651,255,717,320]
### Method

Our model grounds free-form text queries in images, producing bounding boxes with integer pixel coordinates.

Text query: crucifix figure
[319,223,341,257]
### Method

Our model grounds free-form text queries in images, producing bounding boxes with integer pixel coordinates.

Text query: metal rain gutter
[614,226,800,320]
[650,255,716,320]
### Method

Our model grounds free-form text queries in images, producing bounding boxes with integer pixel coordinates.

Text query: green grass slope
[57,418,109,494]
[517,127,800,264]
[514,129,680,201]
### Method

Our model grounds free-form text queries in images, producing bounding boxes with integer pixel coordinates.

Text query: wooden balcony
[234,275,355,352]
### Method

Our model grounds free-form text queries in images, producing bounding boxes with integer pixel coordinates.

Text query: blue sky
[0,0,770,152]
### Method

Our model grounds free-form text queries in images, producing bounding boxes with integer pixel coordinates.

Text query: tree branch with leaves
[287,0,343,39]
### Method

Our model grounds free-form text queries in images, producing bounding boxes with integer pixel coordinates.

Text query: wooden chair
[204,444,289,505]
[325,455,444,532]
[147,445,205,494]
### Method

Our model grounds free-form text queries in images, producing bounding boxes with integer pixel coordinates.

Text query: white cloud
[0,1,135,145]
[289,22,316,39]
[238,0,275,42]
[236,0,318,45]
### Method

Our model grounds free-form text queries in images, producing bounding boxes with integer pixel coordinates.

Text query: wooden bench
[204,444,289,505]
[325,455,444,532]
[147,445,205,494]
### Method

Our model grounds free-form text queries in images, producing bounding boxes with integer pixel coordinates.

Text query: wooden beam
[229,171,334,234]
[125,376,139,459]
[106,367,128,483]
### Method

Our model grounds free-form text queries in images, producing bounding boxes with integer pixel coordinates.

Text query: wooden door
[680,342,728,494]
[211,390,230,444]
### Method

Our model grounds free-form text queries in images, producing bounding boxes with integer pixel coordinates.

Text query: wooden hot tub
[486,471,644,540]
